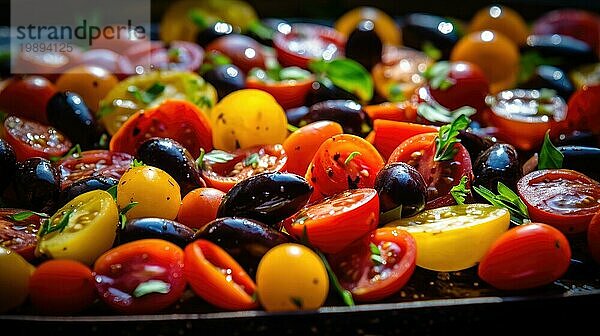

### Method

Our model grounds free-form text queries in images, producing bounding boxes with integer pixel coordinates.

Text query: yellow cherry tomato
[55,65,119,111]
[117,165,182,220]
[469,5,530,46]
[256,243,329,312]
[35,190,119,265]
[211,89,288,151]
[335,6,401,46]
[386,204,510,272]
[0,246,35,313]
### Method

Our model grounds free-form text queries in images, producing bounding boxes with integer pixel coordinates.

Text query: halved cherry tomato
[588,211,600,264]
[532,9,600,56]
[127,40,204,73]
[206,34,267,74]
[282,121,343,176]
[28,259,96,315]
[517,169,600,234]
[0,208,43,261]
[334,6,401,46]
[3,116,72,162]
[370,119,438,160]
[57,150,134,189]
[201,144,287,192]
[0,76,57,124]
[388,132,473,209]
[306,134,384,200]
[109,99,213,158]
[0,246,35,313]
[329,227,416,302]
[283,188,379,254]
[478,223,571,291]
[93,239,187,314]
[184,239,258,311]
[364,100,419,123]
[177,187,226,230]
[564,84,600,136]
[245,73,315,110]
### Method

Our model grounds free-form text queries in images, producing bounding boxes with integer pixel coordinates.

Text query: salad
[1,0,599,319]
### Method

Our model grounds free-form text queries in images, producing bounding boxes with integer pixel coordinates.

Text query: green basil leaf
[538,130,564,170]
[7,211,49,221]
[309,59,373,102]
[450,176,470,205]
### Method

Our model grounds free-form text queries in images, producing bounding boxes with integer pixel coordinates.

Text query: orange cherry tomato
[364,100,419,123]
[3,115,72,162]
[469,5,530,46]
[370,119,438,161]
[184,239,258,311]
[177,187,226,230]
[334,6,401,46]
[55,65,119,112]
[282,121,343,176]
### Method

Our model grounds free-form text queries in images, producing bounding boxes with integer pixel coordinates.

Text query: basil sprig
[473,182,530,226]
[450,176,470,205]
[309,58,373,102]
[434,114,470,161]
[538,130,564,170]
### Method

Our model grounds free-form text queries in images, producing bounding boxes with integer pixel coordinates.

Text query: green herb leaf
[538,130,564,170]
[120,202,139,216]
[133,280,170,298]
[422,41,442,61]
[289,296,304,309]
[119,213,128,230]
[127,82,165,105]
[423,61,455,90]
[243,153,259,168]
[539,88,557,102]
[279,67,311,81]
[106,185,118,200]
[450,176,470,205]
[344,151,361,165]
[188,9,213,30]
[50,144,82,162]
[131,159,145,168]
[204,149,235,164]
[473,182,530,226]
[247,19,275,41]
[417,102,476,124]
[371,254,386,265]
[308,59,373,102]
[40,208,74,237]
[287,124,299,132]
[7,211,49,221]
[388,83,406,102]
[518,51,561,84]
[369,242,380,256]
[379,204,403,224]
[434,114,471,161]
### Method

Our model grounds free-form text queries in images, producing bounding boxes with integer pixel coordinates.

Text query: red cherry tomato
[517,169,600,235]
[388,132,473,209]
[245,75,315,110]
[12,48,83,82]
[532,9,600,56]
[283,188,379,254]
[71,49,135,79]
[29,259,96,315]
[126,40,204,73]
[564,84,600,136]
[93,239,187,314]
[205,34,266,74]
[369,119,438,160]
[3,115,72,162]
[478,223,571,291]
[329,227,416,302]
[184,239,258,311]
[109,99,213,158]
[587,211,600,264]
[0,208,42,261]
[57,150,134,189]
[0,76,57,124]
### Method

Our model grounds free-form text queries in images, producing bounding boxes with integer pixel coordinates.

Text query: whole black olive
[520,65,575,100]
[374,162,427,219]
[301,99,371,137]
[345,20,383,71]
[305,80,359,106]
[136,137,205,196]
[196,21,238,47]
[194,217,291,277]
[202,64,246,101]
[119,217,195,248]
[558,146,600,181]
[473,143,522,191]
[521,35,598,71]
[555,130,599,148]
[0,138,16,193]
[285,105,310,127]
[217,172,313,228]
[401,13,460,60]
[13,157,61,212]
[59,176,118,207]
[458,129,497,162]
[46,91,103,149]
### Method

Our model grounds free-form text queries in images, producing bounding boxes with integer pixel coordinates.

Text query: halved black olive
[0,138,16,193]
[301,99,371,137]
[305,80,359,106]
[46,91,103,149]
[217,172,312,228]
[401,13,460,60]
[520,65,575,99]
[13,157,61,212]
[59,176,118,207]
[558,146,600,181]
[119,217,195,248]
[374,162,427,219]
[521,34,598,71]
[202,64,246,101]
[473,143,522,191]
[194,217,291,277]
[345,20,383,71]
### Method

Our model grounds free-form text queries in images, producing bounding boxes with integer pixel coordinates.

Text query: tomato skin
[517,169,600,234]
[58,150,134,189]
[0,76,57,124]
[564,84,600,136]
[370,119,438,160]
[184,239,258,311]
[478,223,571,291]
[28,259,96,315]
[55,65,119,112]
[93,239,187,314]
[0,246,35,313]
[206,34,266,74]
[364,101,419,123]
[177,187,226,230]
[588,211,600,264]
[335,6,401,46]
[329,227,416,302]
[3,116,72,162]
[0,208,42,261]
[245,76,315,110]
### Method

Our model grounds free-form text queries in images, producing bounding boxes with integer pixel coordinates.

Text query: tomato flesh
[4,116,72,161]
[0,208,42,261]
[58,150,133,189]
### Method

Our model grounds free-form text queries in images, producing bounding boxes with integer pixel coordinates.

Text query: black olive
[119,217,195,248]
[244,18,285,47]
[196,21,238,47]
[136,137,205,196]
[305,80,359,106]
[374,162,427,219]
[59,176,118,207]
[46,91,103,149]
[0,138,16,193]
[202,64,246,101]
[13,157,61,212]
[520,65,575,100]
[458,129,497,162]
[558,146,600,181]
[473,143,522,192]
[401,13,460,60]
[521,35,598,71]
[345,20,383,71]
[285,105,310,127]
[194,217,291,277]
[301,99,371,137]
[217,172,313,228]
[555,130,599,148]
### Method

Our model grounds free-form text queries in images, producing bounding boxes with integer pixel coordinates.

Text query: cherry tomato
[55,65,119,112]
[564,84,600,136]
[388,132,473,209]
[0,208,42,261]
[206,34,266,74]
[184,239,258,311]
[587,211,600,264]
[306,134,385,200]
[370,119,438,160]
[532,9,600,56]
[3,116,72,162]
[126,40,204,73]
[71,49,135,79]
[177,187,226,229]
[200,144,287,192]
[0,246,35,313]
[517,169,600,235]
[329,227,416,302]
[282,121,344,176]
[478,223,571,291]
[468,5,529,46]
[334,6,401,46]
[57,150,134,189]
[109,99,213,158]
[0,76,57,124]
[256,243,329,312]
[283,188,379,254]
[364,100,419,123]
[28,259,96,315]
[245,71,315,110]
[93,239,187,314]
[11,46,83,82]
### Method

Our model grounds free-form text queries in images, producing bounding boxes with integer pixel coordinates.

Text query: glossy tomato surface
[57,150,134,189]
[3,116,72,162]
[0,208,43,261]
[0,76,57,124]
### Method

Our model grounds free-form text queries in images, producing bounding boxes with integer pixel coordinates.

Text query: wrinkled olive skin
[202,64,246,100]
[458,129,497,162]
[59,176,118,207]
[305,80,359,106]
[401,13,460,60]
[118,218,195,248]
[0,138,16,193]
[374,162,427,219]
[13,157,61,212]
[136,137,205,196]
[46,91,103,149]
[473,143,522,191]
[521,65,575,99]
[196,21,237,47]
[558,146,600,181]
[345,20,383,71]
[521,35,598,71]
[217,172,313,228]
[194,217,291,277]
[301,99,372,137]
